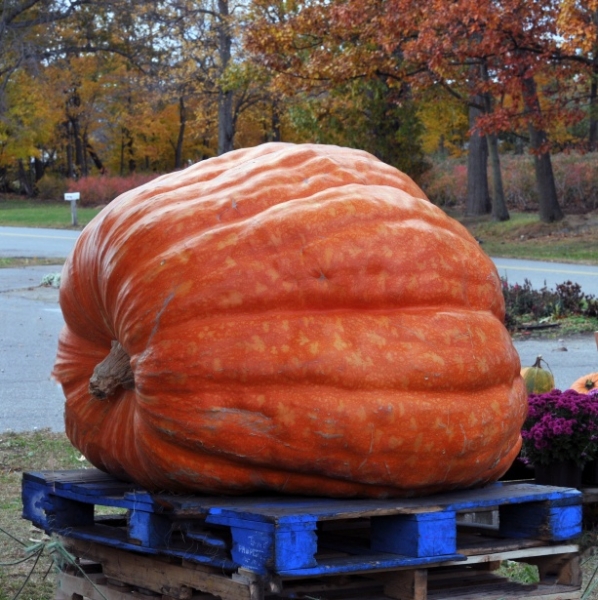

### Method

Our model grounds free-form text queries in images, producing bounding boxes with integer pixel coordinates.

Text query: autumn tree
[245,0,429,176]
[0,0,93,190]
[417,91,469,157]
[246,0,501,207]
[0,68,64,193]
[556,0,598,150]
[247,0,575,223]
[403,0,579,222]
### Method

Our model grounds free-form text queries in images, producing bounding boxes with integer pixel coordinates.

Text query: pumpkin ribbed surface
[53,142,526,498]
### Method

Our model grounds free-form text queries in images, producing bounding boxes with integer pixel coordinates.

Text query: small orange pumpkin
[570,373,598,394]
[52,142,527,498]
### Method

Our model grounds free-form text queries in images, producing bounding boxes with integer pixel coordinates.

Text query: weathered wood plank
[60,537,254,600]
[383,569,427,600]
[437,543,579,567]
[56,571,136,600]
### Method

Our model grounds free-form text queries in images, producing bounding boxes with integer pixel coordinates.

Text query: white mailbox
[64,192,80,226]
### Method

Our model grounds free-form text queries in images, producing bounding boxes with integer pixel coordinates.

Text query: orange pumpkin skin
[570,373,598,394]
[53,143,526,498]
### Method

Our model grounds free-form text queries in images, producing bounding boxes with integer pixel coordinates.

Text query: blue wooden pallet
[21,469,582,577]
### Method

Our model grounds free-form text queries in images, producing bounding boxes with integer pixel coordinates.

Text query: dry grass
[0,430,89,600]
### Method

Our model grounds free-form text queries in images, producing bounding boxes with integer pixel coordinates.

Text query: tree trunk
[269,100,282,142]
[217,0,234,155]
[120,129,126,176]
[522,76,564,223]
[487,132,509,221]
[33,157,45,182]
[17,159,33,196]
[530,137,563,223]
[86,141,105,174]
[175,95,186,169]
[466,99,491,216]
[120,127,136,173]
[66,121,75,179]
[589,60,597,152]
[479,65,508,221]
[590,9,598,152]
[70,117,86,177]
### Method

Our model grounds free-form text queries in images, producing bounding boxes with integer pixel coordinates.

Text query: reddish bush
[419,159,467,207]
[422,152,598,212]
[67,173,161,207]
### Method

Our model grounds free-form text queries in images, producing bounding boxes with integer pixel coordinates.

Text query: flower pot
[583,460,598,486]
[534,460,582,488]
[500,456,535,481]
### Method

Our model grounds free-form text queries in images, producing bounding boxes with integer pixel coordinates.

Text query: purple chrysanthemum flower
[521,388,598,467]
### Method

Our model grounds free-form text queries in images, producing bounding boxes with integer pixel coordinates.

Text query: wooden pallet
[21,469,584,599]
[53,537,581,600]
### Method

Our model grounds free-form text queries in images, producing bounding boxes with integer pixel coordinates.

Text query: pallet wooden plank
[57,535,582,600]
[27,469,581,520]
[500,501,582,541]
[427,583,580,600]
[195,482,581,522]
[436,543,579,567]
[371,511,457,557]
[56,571,135,600]
[275,551,465,577]
[60,537,254,600]
[383,569,427,600]
[54,522,236,569]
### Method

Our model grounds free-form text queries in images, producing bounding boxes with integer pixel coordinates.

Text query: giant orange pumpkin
[53,143,527,498]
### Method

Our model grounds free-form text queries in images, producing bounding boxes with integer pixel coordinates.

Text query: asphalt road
[1,265,66,432]
[0,226,80,259]
[1,226,598,433]
[493,257,598,295]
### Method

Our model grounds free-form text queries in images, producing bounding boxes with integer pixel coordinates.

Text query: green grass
[0,257,66,268]
[496,560,539,584]
[0,199,102,229]
[456,211,598,263]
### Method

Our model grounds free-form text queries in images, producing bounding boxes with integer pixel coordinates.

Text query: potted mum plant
[520,388,598,487]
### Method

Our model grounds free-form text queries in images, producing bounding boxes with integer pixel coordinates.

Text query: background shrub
[36,174,69,200]
[67,173,160,207]
[502,278,598,330]
[421,152,598,212]
[418,158,467,207]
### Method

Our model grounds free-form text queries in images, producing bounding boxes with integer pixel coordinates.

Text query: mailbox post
[64,192,80,226]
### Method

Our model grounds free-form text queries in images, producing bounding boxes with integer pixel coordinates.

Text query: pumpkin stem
[89,340,135,400]
[532,355,552,374]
